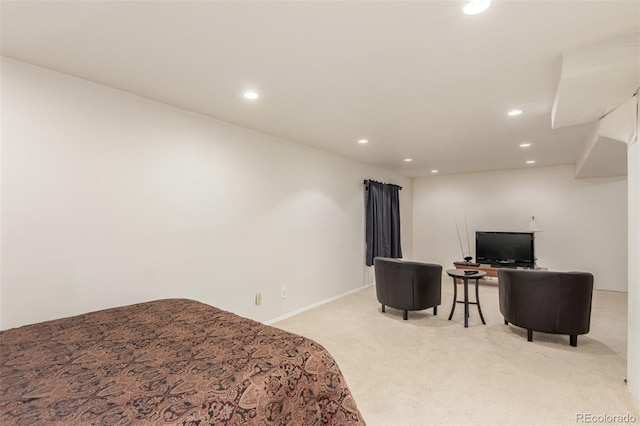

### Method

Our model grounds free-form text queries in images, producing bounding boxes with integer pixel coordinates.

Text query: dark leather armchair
[373,257,442,320]
[498,269,594,347]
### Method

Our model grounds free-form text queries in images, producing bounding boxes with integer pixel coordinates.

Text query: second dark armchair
[498,269,594,346]
[373,257,442,320]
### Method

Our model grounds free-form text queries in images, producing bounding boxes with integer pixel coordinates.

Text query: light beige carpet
[273,279,639,425]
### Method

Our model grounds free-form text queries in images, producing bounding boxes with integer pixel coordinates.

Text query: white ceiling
[1,1,638,177]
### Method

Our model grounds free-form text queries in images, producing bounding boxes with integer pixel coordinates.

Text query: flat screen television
[475,231,535,268]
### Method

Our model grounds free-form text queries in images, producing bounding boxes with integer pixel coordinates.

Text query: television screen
[475,231,534,267]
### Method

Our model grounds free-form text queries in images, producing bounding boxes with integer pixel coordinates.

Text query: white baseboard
[264,284,372,325]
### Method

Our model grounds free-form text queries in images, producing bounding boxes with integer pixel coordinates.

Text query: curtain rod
[363,179,402,190]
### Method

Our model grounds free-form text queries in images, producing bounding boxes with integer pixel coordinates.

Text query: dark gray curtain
[365,180,402,266]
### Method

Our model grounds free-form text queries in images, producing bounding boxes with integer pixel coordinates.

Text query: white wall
[413,165,627,291]
[0,58,413,330]
[628,120,639,409]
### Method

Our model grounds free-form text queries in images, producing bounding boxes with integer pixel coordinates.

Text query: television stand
[453,262,544,283]
[453,262,499,279]
[456,260,480,267]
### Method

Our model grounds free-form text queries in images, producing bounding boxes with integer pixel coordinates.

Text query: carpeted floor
[273,279,639,425]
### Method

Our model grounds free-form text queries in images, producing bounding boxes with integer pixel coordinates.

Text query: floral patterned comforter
[0,299,365,425]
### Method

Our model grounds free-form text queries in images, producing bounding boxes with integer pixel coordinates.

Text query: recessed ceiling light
[508,109,523,116]
[519,143,531,148]
[358,139,368,144]
[463,0,491,15]
[431,169,439,173]
[404,158,413,162]
[243,91,259,100]
[526,160,536,164]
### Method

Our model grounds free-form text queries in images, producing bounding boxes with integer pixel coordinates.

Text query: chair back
[498,269,594,335]
[374,257,442,311]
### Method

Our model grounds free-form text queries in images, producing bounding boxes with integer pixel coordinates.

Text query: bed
[0,299,365,425]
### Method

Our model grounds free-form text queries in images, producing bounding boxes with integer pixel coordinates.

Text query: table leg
[448,277,457,320]
[463,278,469,328]
[475,278,486,325]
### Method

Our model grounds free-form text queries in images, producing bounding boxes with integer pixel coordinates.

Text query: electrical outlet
[255,293,261,305]
[280,287,287,299]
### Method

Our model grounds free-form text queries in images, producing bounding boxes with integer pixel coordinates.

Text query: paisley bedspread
[0,299,365,425]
